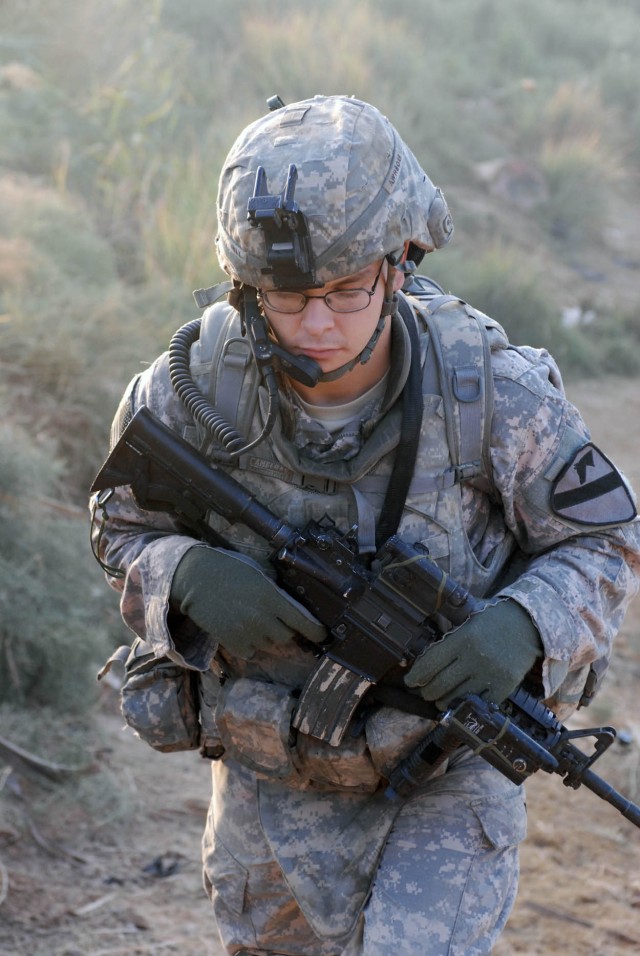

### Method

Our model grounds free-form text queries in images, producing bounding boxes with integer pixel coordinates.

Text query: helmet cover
[215,95,453,289]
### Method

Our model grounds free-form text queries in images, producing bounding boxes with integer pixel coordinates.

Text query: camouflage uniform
[92,96,640,955]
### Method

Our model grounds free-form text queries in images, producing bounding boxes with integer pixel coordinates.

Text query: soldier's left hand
[404,598,543,710]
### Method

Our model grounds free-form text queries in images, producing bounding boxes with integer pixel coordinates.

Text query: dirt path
[0,709,220,956]
[1,379,639,956]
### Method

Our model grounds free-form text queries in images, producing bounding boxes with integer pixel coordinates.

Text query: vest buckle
[455,461,481,482]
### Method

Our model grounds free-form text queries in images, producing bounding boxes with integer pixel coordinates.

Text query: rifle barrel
[579,767,640,827]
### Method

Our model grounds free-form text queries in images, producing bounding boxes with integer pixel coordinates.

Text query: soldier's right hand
[170,545,327,659]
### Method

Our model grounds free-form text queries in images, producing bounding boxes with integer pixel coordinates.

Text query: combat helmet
[171,96,454,459]
[216,94,453,291]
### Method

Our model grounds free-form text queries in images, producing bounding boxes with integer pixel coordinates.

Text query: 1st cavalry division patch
[551,442,637,526]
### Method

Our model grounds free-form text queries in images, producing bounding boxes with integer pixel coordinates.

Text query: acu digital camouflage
[203,749,526,955]
[98,636,201,752]
[91,286,640,953]
[216,96,453,290]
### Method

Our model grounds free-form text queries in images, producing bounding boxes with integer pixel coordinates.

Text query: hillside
[0,1,639,952]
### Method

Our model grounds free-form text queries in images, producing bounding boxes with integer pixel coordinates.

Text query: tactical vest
[180,280,517,790]
[185,277,513,597]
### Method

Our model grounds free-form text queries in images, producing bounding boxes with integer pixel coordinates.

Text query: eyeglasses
[260,261,384,314]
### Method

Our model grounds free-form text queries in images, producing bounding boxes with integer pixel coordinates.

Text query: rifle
[91,406,640,827]
[92,407,481,746]
[386,688,640,827]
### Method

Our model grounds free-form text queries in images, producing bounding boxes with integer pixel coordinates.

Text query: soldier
[91,95,640,955]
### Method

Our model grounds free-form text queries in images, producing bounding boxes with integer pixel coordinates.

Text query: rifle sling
[375,297,424,548]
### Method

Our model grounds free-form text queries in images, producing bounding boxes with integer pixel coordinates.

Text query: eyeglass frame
[259,260,385,314]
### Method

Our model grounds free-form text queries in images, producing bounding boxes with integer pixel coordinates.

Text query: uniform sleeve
[488,346,640,702]
[90,359,218,671]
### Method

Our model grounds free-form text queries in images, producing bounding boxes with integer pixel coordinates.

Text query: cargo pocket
[100,638,201,753]
[203,834,248,919]
[215,678,298,778]
[447,786,527,952]
[471,787,528,849]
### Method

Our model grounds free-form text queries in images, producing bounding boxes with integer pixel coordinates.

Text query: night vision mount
[247,164,319,289]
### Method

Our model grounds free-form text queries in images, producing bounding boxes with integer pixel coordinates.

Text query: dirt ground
[1,379,639,956]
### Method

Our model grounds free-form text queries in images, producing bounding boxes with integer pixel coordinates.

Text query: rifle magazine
[292,659,372,747]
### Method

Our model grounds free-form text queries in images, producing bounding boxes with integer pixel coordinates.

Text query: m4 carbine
[91,406,640,828]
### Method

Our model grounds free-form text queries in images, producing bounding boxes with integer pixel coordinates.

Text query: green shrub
[578,310,640,377]
[0,176,175,493]
[533,84,626,245]
[425,244,561,347]
[0,420,114,714]
[141,143,224,288]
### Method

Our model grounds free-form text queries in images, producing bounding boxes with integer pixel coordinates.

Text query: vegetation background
[0,0,639,952]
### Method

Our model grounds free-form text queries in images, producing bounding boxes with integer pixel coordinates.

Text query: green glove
[404,598,542,709]
[170,546,327,659]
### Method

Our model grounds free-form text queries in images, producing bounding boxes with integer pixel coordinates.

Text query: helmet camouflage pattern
[215,94,453,290]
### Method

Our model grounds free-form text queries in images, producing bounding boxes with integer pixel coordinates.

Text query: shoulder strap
[192,287,497,497]
[418,293,496,484]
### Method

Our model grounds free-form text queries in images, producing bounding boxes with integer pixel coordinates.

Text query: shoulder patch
[551,442,637,525]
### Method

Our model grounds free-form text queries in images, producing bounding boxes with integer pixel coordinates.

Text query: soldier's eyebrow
[334,262,382,287]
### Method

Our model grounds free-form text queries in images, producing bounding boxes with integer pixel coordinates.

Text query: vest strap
[351,484,378,554]
[214,337,253,424]
[422,297,493,482]
[189,288,497,521]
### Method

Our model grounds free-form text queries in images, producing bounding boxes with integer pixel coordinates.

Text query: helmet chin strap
[315,289,396,384]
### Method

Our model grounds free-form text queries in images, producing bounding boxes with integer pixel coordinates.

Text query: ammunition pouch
[98,648,442,789]
[214,678,299,778]
[98,638,224,758]
[213,676,439,792]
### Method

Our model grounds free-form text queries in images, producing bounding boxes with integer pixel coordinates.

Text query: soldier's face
[261,260,401,377]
